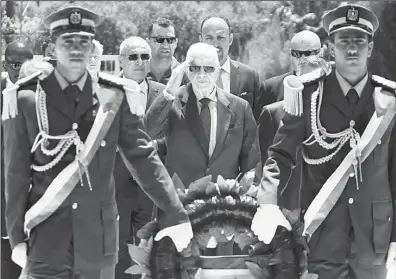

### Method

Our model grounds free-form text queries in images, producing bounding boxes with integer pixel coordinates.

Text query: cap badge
[346,7,359,23]
[69,10,82,26]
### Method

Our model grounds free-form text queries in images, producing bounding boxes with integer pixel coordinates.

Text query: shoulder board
[16,71,42,89]
[98,72,126,90]
[371,75,396,93]
[298,68,329,85]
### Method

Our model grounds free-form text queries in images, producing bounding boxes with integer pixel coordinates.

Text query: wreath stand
[126,173,317,279]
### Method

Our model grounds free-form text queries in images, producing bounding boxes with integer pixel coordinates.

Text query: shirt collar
[335,70,368,97]
[54,68,88,91]
[221,56,231,74]
[6,75,15,88]
[196,86,217,103]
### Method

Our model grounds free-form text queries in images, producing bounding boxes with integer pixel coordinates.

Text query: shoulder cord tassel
[31,80,93,191]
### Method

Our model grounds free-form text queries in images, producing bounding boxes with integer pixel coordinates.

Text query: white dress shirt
[335,70,368,97]
[195,86,218,157]
[218,56,231,93]
[6,75,15,88]
[123,76,148,112]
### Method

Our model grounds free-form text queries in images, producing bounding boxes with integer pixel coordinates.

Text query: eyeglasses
[188,65,216,73]
[5,61,24,70]
[290,49,320,58]
[123,53,150,61]
[151,37,177,44]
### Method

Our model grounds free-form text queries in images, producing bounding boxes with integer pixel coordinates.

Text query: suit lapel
[185,84,209,157]
[230,60,241,95]
[42,72,74,120]
[210,88,232,162]
[146,79,161,111]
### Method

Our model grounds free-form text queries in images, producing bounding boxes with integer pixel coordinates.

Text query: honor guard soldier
[250,4,396,279]
[2,6,192,279]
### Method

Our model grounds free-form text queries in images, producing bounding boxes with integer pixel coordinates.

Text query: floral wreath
[126,172,318,279]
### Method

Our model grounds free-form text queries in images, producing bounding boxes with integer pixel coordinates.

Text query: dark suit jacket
[229,59,263,118]
[3,71,188,269]
[144,84,259,187]
[257,101,302,210]
[1,77,7,238]
[258,70,396,264]
[113,78,165,241]
[253,71,294,119]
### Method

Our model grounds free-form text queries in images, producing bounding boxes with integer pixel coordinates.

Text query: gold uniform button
[92,110,97,117]
[389,216,391,222]
[72,203,78,209]
[72,123,78,130]
[378,139,381,145]
[349,172,355,177]
[348,198,354,204]
[101,140,106,147]
[117,215,120,221]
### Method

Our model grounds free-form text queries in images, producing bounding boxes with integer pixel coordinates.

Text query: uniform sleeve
[3,102,32,249]
[388,120,396,242]
[257,106,275,165]
[257,111,305,206]
[118,98,189,229]
[239,100,260,174]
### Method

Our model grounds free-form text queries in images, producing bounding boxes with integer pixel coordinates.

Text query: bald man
[254,30,322,118]
[200,16,264,117]
[115,36,167,279]
[1,40,33,279]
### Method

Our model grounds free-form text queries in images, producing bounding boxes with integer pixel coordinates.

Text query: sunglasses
[291,49,320,58]
[124,53,150,61]
[188,65,216,73]
[151,37,177,44]
[5,61,24,70]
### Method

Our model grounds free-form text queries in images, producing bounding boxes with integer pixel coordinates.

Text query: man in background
[147,18,188,85]
[200,15,263,115]
[254,30,322,119]
[1,39,33,279]
[115,36,167,279]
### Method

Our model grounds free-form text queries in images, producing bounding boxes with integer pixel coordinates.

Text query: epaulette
[298,67,329,85]
[371,75,396,94]
[98,72,127,90]
[2,71,42,121]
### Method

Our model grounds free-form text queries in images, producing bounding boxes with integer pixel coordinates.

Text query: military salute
[2,6,192,279]
[253,4,396,279]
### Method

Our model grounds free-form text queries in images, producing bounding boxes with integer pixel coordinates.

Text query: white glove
[11,242,27,268]
[251,204,292,244]
[386,242,396,269]
[154,222,193,252]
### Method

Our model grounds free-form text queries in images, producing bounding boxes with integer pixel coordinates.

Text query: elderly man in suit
[254,30,322,119]
[252,4,396,279]
[1,40,33,279]
[115,36,167,279]
[3,6,192,279]
[199,16,263,115]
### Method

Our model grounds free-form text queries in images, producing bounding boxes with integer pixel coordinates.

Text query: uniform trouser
[19,241,115,279]
[2,238,22,279]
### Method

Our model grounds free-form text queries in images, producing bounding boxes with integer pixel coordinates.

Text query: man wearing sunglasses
[1,39,33,279]
[116,36,168,279]
[200,16,263,117]
[253,4,396,279]
[254,30,322,119]
[144,43,258,226]
[147,18,188,86]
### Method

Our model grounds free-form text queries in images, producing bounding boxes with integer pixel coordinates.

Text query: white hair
[119,36,151,55]
[92,39,104,56]
[186,43,220,67]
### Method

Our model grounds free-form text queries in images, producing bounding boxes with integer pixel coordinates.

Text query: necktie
[65,85,81,109]
[200,98,211,153]
[346,88,359,113]
[217,69,224,89]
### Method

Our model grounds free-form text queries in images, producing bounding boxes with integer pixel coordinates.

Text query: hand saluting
[165,57,194,97]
